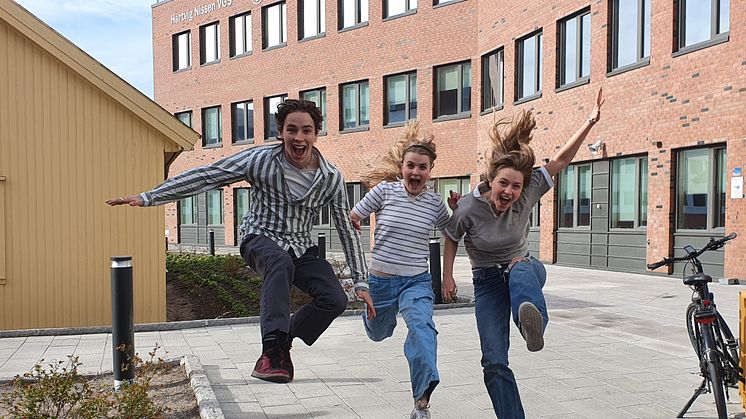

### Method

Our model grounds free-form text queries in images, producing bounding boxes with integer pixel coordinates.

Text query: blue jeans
[363,271,439,401]
[472,256,548,419]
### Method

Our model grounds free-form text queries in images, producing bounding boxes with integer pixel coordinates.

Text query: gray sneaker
[518,302,544,352]
[410,399,431,419]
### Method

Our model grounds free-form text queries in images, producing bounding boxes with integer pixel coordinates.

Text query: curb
[0,300,475,338]
[182,355,225,419]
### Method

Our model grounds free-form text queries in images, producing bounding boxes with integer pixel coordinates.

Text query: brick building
[151,0,745,280]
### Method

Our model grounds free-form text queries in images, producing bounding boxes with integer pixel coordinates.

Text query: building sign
[170,0,235,24]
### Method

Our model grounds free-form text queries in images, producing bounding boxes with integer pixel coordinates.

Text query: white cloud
[16,0,153,21]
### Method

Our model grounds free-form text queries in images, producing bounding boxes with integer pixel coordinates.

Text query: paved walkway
[1,260,745,418]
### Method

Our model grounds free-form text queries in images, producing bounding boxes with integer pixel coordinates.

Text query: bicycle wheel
[686,303,700,357]
[715,313,740,368]
[701,325,728,418]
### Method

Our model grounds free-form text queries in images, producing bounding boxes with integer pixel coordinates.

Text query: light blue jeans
[472,256,548,419]
[363,271,439,401]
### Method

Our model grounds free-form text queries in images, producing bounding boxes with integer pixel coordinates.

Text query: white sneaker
[518,302,544,352]
[410,399,431,419]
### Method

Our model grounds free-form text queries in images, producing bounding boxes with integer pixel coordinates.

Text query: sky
[15,0,156,98]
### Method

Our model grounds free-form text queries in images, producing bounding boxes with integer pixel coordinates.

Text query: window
[234,188,250,244]
[314,205,331,226]
[558,164,591,228]
[346,183,370,226]
[179,196,197,225]
[558,10,591,87]
[229,12,252,57]
[199,22,220,65]
[300,0,325,39]
[339,0,368,29]
[202,106,222,147]
[172,31,191,71]
[301,88,327,132]
[175,111,192,128]
[206,189,224,226]
[232,101,254,144]
[529,202,541,228]
[435,61,471,119]
[610,0,651,70]
[340,80,370,130]
[434,0,457,4]
[263,2,287,49]
[385,0,416,18]
[676,0,729,50]
[264,94,287,139]
[611,156,648,229]
[435,177,471,216]
[516,31,542,101]
[385,72,417,125]
[677,147,727,230]
[481,48,504,111]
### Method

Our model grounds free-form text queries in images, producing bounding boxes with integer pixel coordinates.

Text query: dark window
[340,81,370,130]
[172,31,191,71]
[234,187,250,244]
[175,111,192,128]
[611,156,648,229]
[385,0,416,18]
[558,10,591,87]
[435,61,471,118]
[339,0,368,29]
[206,189,224,226]
[199,22,220,65]
[385,72,417,125]
[435,177,471,216]
[201,106,222,147]
[529,202,541,228]
[558,164,591,228]
[677,147,727,230]
[264,94,287,140]
[179,196,197,225]
[676,0,729,50]
[481,48,504,111]
[301,88,327,132]
[516,31,543,100]
[231,101,254,144]
[346,183,370,226]
[263,2,287,49]
[434,0,458,4]
[610,0,651,70]
[300,0,325,39]
[229,12,252,57]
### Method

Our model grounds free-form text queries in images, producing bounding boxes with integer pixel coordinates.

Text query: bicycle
[648,232,742,419]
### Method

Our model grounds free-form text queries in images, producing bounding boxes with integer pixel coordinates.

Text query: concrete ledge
[0,301,474,338]
[182,355,224,419]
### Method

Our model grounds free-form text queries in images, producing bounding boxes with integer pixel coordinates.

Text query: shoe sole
[519,302,544,352]
[251,370,291,383]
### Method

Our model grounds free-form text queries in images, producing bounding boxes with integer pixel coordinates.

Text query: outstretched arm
[442,236,459,303]
[544,88,605,177]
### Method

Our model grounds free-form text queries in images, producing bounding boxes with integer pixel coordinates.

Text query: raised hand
[447,190,462,211]
[589,87,605,123]
[106,195,144,206]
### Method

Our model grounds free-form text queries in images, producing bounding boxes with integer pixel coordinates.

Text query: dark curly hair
[274,99,324,139]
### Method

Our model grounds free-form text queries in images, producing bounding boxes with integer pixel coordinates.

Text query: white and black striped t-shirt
[352,181,450,276]
[140,144,369,289]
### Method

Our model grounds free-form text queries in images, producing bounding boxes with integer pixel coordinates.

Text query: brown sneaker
[251,347,290,383]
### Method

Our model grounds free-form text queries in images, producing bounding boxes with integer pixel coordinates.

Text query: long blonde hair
[482,110,536,186]
[362,120,437,188]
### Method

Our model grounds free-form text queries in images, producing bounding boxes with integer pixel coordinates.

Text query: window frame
[346,183,370,226]
[338,0,369,30]
[608,0,651,74]
[299,0,326,40]
[433,60,472,120]
[234,187,251,245]
[300,87,327,133]
[481,47,504,112]
[515,30,543,103]
[264,94,288,141]
[206,189,224,227]
[434,176,471,216]
[178,196,198,226]
[229,12,252,58]
[675,146,727,232]
[199,21,220,65]
[557,163,592,230]
[175,110,193,128]
[610,155,649,230]
[384,0,417,19]
[674,0,730,55]
[231,100,254,145]
[201,106,222,148]
[262,1,288,50]
[384,71,417,126]
[172,30,192,72]
[339,80,370,131]
[557,8,591,90]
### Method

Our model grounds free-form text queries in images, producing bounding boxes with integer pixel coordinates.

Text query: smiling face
[401,151,433,195]
[488,167,524,213]
[281,111,318,169]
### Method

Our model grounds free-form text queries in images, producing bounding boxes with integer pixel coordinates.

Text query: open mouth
[291,144,307,159]
[408,178,422,190]
[497,195,511,207]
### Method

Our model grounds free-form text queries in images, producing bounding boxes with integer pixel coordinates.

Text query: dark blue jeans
[472,256,547,419]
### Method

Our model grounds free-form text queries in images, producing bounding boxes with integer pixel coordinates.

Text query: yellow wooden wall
[0,19,175,329]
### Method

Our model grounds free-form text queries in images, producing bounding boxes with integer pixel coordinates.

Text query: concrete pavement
[1,259,745,418]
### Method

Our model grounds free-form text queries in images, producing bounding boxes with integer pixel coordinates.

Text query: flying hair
[362,120,437,188]
[482,109,536,186]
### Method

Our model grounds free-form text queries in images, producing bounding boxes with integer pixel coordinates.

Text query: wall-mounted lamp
[588,139,605,155]
[651,141,663,148]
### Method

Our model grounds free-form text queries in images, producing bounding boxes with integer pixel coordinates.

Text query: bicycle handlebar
[647,232,737,271]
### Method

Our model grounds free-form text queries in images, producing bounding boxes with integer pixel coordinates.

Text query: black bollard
[111,256,135,390]
[429,238,443,304]
[208,230,215,256]
[318,232,326,260]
